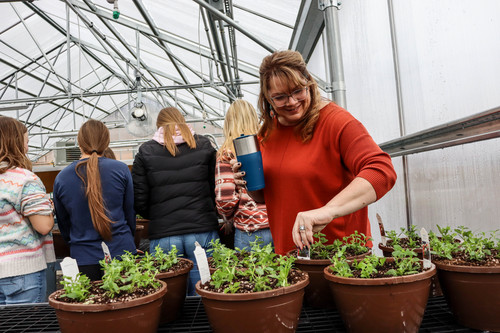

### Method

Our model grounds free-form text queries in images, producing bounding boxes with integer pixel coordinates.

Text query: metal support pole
[388,0,412,228]
[66,3,72,96]
[318,0,346,108]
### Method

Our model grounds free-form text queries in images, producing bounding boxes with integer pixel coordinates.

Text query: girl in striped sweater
[0,116,55,304]
[215,100,273,250]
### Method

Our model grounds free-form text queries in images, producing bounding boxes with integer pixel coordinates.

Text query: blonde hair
[257,50,323,143]
[156,107,196,156]
[218,100,260,161]
[0,116,32,173]
[75,119,114,241]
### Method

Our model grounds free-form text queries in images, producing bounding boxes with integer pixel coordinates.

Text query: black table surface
[0,295,482,333]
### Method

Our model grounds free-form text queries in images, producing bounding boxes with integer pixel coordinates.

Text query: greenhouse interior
[1,0,499,332]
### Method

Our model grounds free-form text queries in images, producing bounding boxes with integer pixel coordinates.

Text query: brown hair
[156,107,196,156]
[257,50,323,143]
[217,100,260,161]
[0,116,32,173]
[75,119,114,241]
[103,147,116,160]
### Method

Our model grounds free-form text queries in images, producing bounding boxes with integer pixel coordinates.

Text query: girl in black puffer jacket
[132,107,219,295]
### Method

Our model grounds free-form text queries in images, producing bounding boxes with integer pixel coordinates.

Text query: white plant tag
[60,257,79,281]
[194,241,211,284]
[101,241,111,264]
[420,227,432,269]
[297,246,310,260]
[376,213,387,246]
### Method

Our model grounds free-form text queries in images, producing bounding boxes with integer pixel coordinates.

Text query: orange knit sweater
[261,103,397,254]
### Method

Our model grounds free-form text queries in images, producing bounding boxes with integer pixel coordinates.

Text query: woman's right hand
[230,159,265,203]
[230,159,247,188]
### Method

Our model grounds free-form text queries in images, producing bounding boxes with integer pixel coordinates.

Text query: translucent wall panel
[326,0,500,248]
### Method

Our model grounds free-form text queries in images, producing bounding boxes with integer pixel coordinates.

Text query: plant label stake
[376,213,387,246]
[101,242,112,264]
[420,228,432,269]
[297,246,310,260]
[60,257,79,282]
[194,241,211,284]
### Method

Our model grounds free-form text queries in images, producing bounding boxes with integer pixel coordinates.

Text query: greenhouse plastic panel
[0,296,481,332]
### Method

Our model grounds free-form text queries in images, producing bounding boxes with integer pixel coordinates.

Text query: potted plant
[286,231,371,308]
[378,224,445,297]
[378,225,423,258]
[430,226,500,332]
[324,246,436,333]
[48,255,167,333]
[139,245,194,323]
[196,240,309,333]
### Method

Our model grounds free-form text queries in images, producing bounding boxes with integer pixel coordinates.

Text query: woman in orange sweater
[232,50,397,254]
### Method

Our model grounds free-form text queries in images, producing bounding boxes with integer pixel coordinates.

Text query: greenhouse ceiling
[0,0,331,161]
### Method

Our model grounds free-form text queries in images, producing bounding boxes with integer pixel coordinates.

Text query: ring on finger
[299,225,305,231]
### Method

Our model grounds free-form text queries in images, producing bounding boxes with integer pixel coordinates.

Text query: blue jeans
[234,228,274,251]
[0,269,47,305]
[150,230,219,296]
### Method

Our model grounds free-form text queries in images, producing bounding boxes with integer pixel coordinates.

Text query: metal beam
[62,0,135,87]
[24,1,129,85]
[319,0,346,108]
[66,36,231,104]
[133,0,208,113]
[0,58,110,116]
[289,0,324,62]
[0,80,259,105]
[67,0,261,79]
[233,4,294,29]
[379,106,500,157]
[193,0,276,53]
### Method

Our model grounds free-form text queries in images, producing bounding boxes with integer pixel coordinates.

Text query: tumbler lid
[233,134,260,156]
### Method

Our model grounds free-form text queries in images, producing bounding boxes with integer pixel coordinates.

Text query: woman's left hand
[292,207,334,249]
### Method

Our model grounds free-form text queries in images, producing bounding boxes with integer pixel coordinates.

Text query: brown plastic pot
[286,249,371,309]
[195,271,309,333]
[134,224,145,248]
[52,229,70,258]
[324,259,435,333]
[378,240,424,259]
[156,258,194,324]
[379,241,443,297]
[48,280,167,333]
[136,218,150,239]
[434,260,500,332]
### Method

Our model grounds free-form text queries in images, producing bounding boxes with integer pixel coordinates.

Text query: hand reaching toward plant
[292,177,377,250]
[292,207,333,249]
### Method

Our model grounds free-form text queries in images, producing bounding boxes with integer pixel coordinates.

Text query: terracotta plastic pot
[379,242,442,297]
[434,261,500,332]
[378,240,423,259]
[156,258,194,324]
[136,218,150,239]
[286,249,371,309]
[48,280,167,333]
[52,229,70,258]
[195,272,309,333]
[324,259,435,333]
[134,224,145,248]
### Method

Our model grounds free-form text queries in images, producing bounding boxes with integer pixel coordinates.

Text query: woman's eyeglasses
[270,87,308,107]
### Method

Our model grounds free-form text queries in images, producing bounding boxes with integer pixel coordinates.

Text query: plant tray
[0,296,480,332]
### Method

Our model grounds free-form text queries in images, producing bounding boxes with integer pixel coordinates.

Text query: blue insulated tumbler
[233,134,265,191]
